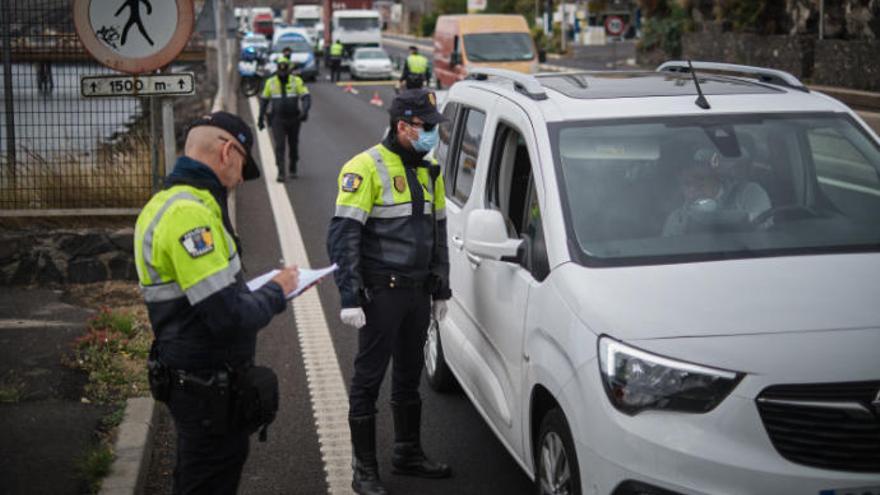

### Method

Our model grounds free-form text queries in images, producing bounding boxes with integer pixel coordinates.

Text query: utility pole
[213,0,228,110]
[2,0,16,183]
[819,0,825,40]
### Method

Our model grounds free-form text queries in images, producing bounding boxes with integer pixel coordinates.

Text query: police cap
[187,111,261,181]
[389,88,445,125]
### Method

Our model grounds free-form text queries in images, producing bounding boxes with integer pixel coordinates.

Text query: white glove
[432,300,448,322]
[340,307,366,328]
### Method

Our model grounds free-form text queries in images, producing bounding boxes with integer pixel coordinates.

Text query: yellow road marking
[335,80,398,87]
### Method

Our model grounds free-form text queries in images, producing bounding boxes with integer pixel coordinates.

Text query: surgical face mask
[411,125,438,152]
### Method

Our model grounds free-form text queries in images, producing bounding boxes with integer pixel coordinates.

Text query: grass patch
[76,443,114,494]
[64,302,152,404]
[0,371,25,403]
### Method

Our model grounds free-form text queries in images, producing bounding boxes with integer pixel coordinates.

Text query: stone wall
[0,228,136,286]
[681,28,880,92]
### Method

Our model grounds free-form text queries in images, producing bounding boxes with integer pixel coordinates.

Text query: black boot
[349,415,389,495]
[391,400,452,479]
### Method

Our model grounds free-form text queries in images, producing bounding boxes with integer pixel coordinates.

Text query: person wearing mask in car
[327,88,453,495]
[400,45,429,89]
[329,39,344,82]
[258,57,311,181]
[663,151,771,236]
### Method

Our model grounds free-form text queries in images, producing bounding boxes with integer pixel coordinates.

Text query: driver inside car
[662,150,771,236]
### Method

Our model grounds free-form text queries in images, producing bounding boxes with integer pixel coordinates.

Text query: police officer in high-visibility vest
[329,39,344,83]
[400,45,429,89]
[258,57,311,181]
[135,112,299,494]
[327,89,452,495]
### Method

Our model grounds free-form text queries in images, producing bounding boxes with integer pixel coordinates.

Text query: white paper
[247,264,338,300]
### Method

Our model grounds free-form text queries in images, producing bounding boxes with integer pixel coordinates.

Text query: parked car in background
[425,64,880,495]
[350,47,393,80]
[432,14,539,89]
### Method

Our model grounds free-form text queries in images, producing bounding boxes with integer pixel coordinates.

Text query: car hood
[354,59,391,66]
[555,253,880,340]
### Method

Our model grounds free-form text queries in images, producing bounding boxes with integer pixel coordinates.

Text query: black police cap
[187,111,261,181]
[389,88,445,125]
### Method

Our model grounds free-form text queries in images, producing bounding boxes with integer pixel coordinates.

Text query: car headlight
[598,336,742,415]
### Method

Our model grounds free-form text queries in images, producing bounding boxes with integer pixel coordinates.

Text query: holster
[176,369,232,436]
[147,344,171,403]
[232,365,279,442]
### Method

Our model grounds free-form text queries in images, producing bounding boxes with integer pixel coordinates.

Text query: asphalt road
[232,68,534,494]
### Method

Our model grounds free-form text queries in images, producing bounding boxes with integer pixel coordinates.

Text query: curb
[98,397,157,495]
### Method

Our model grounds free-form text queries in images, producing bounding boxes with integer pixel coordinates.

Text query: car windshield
[553,113,880,265]
[463,32,534,62]
[274,39,311,53]
[355,50,387,60]
[295,19,319,28]
[338,18,379,30]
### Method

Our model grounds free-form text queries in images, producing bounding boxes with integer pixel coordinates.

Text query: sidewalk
[0,287,109,494]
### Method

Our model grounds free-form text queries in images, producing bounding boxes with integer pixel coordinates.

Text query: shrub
[638,2,692,58]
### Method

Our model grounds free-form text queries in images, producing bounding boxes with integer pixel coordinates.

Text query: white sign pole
[213,0,228,111]
[162,97,176,176]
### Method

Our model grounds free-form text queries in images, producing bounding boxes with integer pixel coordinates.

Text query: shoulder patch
[341,173,363,192]
[393,176,406,193]
[179,226,215,258]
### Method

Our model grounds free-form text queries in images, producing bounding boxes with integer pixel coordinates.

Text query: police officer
[329,39,344,82]
[400,45,429,89]
[258,57,311,181]
[327,89,452,495]
[134,112,299,494]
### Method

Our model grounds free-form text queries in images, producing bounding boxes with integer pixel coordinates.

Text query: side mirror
[464,209,523,261]
[538,49,547,63]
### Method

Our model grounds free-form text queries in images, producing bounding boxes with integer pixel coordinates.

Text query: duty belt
[364,273,428,289]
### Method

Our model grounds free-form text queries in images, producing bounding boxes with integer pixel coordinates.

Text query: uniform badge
[393,176,406,193]
[427,92,436,108]
[341,173,363,192]
[180,227,214,258]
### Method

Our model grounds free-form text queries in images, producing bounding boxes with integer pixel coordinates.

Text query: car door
[462,104,543,457]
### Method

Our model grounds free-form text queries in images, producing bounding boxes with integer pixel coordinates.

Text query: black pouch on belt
[147,344,171,403]
[233,366,279,442]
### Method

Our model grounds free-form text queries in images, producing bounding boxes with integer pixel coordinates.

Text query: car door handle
[451,235,464,250]
[466,252,482,267]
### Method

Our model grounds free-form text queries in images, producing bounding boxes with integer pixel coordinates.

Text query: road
[227,66,535,494]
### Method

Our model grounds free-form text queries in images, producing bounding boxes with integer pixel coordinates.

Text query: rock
[108,254,137,281]
[35,252,64,285]
[9,254,37,286]
[60,232,115,258]
[108,228,135,254]
[67,258,108,284]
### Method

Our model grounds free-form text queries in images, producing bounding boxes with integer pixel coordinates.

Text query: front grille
[756,381,880,472]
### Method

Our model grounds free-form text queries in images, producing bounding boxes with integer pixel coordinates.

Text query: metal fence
[0,0,205,212]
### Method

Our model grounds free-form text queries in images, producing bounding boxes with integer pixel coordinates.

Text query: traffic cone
[343,82,358,94]
[370,91,383,106]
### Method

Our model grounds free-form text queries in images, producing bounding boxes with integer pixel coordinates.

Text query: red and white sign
[73,0,195,74]
[604,15,626,36]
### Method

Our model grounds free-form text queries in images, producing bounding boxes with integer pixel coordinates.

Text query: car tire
[423,319,457,392]
[535,409,581,495]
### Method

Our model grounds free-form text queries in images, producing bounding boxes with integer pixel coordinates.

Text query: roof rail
[466,68,548,100]
[657,60,809,93]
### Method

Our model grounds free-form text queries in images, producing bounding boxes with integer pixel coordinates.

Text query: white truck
[292,4,323,48]
[331,9,381,65]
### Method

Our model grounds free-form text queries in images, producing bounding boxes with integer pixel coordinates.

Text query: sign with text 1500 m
[80,73,195,98]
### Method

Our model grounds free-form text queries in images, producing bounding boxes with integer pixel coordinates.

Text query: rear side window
[435,102,459,174]
[453,109,486,204]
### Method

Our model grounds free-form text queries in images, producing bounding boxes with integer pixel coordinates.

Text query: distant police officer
[400,45,429,89]
[135,112,299,494]
[258,57,311,181]
[327,89,452,495]
[329,39,344,82]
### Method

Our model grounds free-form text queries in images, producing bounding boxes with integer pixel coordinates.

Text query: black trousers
[270,116,301,176]
[349,286,431,417]
[167,386,249,495]
[330,57,342,82]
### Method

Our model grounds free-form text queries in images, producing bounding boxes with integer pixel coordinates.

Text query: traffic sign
[604,15,626,36]
[72,0,195,74]
[80,73,195,97]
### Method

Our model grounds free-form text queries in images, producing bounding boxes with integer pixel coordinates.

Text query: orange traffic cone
[343,82,354,93]
[370,91,383,106]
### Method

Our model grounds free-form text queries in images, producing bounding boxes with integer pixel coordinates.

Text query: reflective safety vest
[406,54,428,74]
[134,184,240,306]
[261,74,309,118]
[330,42,344,56]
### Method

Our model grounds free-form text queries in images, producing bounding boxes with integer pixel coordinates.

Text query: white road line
[249,98,354,495]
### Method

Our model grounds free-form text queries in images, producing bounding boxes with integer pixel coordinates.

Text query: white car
[425,64,880,494]
[350,47,393,80]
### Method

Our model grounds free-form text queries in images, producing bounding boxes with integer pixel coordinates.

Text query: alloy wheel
[539,431,572,495]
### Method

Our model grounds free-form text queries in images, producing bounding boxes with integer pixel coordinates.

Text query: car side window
[435,102,459,175]
[453,108,486,204]
[487,122,549,280]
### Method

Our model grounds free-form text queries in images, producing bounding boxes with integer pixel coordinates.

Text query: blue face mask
[412,126,438,152]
